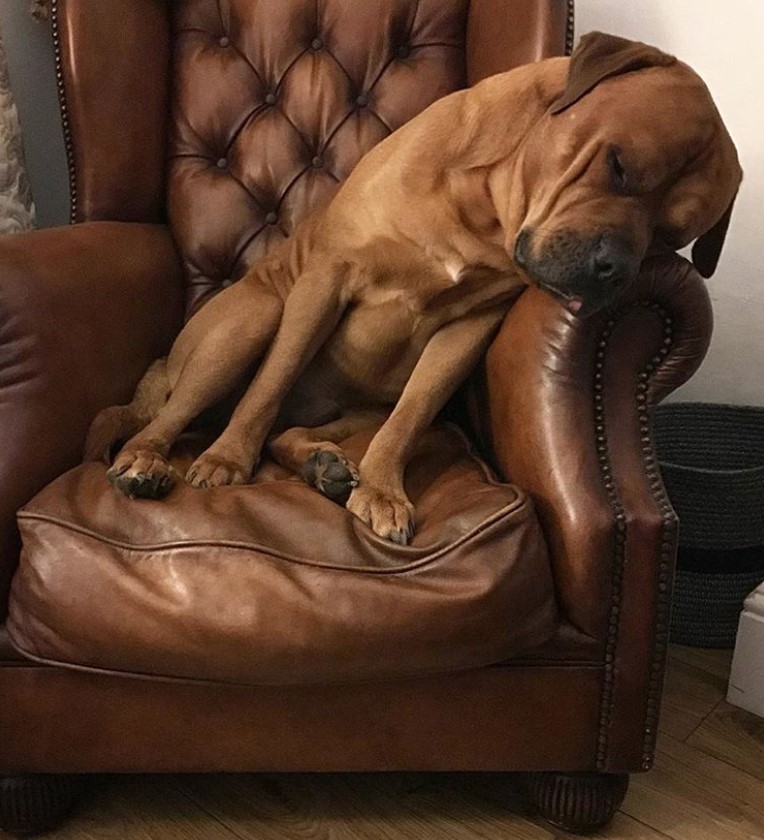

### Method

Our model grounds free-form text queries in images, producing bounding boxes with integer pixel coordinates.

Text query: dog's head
[512,32,742,317]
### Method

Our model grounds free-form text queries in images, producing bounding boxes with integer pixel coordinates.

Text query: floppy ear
[551,32,677,114]
[691,194,737,279]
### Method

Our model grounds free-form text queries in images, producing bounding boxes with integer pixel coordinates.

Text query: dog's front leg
[347,304,507,544]
[187,265,351,488]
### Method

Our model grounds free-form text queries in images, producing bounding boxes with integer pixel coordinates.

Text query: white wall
[576,0,764,405]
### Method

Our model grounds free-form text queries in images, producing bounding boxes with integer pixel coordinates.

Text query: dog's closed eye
[608,148,629,193]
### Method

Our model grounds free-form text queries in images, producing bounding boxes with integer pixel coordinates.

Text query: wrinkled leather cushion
[8,424,557,686]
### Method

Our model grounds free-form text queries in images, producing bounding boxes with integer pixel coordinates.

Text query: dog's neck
[447,58,570,250]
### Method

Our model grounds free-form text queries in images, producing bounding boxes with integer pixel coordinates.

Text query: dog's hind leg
[84,359,170,463]
[268,409,388,503]
[108,282,283,499]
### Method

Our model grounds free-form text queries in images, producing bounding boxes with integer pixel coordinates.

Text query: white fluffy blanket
[0,31,35,235]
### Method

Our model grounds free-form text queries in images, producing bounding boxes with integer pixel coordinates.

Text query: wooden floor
[5,646,764,840]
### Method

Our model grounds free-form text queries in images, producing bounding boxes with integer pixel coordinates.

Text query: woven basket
[654,403,764,648]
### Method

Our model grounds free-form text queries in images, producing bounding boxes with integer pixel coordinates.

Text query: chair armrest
[473,254,713,770]
[0,222,184,617]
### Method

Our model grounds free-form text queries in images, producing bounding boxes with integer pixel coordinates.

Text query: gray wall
[0,4,68,227]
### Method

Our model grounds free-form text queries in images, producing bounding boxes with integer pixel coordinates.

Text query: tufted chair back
[54,0,571,314]
[172,0,470,312]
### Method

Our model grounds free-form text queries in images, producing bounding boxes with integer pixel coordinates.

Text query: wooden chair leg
[0,775,80,836]
[528,771,629,833]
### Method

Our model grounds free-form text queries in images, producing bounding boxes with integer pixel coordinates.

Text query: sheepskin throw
[0,31,35,234]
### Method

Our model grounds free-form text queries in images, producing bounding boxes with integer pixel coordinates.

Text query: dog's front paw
[346,484,415,545]
[186,449,253,488]
[107,448,174,499]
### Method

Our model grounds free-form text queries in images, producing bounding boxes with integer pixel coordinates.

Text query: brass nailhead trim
[635,302,676,771]
[51,0,78,224]
[594,301,675,772]
[565,0,575,56]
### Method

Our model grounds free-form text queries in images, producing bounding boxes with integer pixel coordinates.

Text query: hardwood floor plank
[687,700,764,783]
[174,772,557,840]
[172,771,675,840]
[667,646,734,682]
[623,733,764,839]
[0,776,240,840]
[659,654,729,740]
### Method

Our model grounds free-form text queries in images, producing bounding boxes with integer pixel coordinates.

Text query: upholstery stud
[355,93,369,107]
[265,211,279,225]
[219,36,230,48]
[311,156,324,169]
[221,278,234,288]
[265,93,277,106]
[216,158,228,170]
[397,44,411,59]
[311,38,323,51]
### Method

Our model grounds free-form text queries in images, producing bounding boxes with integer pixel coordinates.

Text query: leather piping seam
[4,638,598,690]
[593,300,674,772]
[17,493,528,575]
[51,0,77,224]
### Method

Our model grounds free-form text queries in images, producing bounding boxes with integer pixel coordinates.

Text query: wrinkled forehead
[552,66,719,167]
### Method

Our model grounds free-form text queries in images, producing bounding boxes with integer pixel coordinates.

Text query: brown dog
[87,32,741,544]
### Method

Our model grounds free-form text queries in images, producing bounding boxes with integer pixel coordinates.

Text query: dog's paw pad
[301,449,358,503]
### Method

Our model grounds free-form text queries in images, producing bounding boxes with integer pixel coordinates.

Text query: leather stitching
[18,493,528,575]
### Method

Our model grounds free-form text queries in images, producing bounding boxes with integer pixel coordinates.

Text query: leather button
[311,37,323,51]
[396,44,411,58]
[355,93,368,107]
[265,211,278,225]
[311,156,324,169]
[219,36,230,48]
[216,157,228,170]
[264,93,277,105]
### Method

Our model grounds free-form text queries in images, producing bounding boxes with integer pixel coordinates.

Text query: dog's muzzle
[514,228,639,317]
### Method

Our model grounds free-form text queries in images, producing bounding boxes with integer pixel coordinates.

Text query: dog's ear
[551,32,677,114]
[691,193,737,279]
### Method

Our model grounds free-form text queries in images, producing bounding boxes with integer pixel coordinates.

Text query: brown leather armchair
[0,1,714,835]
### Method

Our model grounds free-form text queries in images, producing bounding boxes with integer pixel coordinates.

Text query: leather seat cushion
[7,423,557,686]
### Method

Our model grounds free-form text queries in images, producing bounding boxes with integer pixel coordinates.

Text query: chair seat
[7,423,557,686]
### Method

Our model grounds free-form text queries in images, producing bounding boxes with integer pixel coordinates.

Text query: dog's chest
[317,261,518,402]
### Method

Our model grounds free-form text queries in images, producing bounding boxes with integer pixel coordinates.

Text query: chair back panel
[169,0,470,313]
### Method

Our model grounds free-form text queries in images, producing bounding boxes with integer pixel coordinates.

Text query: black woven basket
[653,403,764,648]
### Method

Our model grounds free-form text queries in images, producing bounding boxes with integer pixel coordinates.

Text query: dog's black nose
[589,234,633,285]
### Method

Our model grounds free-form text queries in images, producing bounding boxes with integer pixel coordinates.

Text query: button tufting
[355,93,369,107]
[265,211,278,225]
[311,37,323,51]
[396,44,411,58]
[216,157,228,170]
[311,156,324,169]
[219,36,230,48]
[264,92,277,106]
